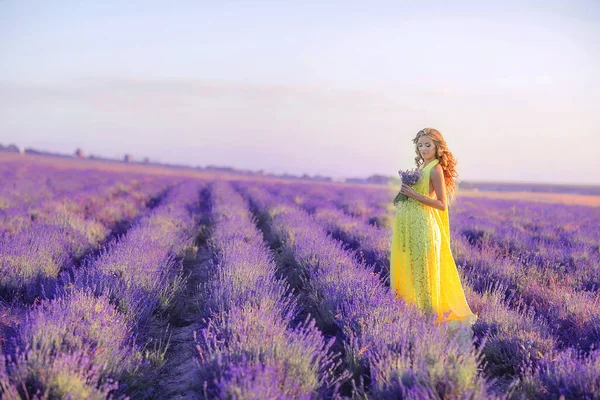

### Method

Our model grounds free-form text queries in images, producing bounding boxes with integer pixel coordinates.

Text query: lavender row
[449,199,600,354]
[195,181,345,399]
[453,234,600,352]
[451,197,600,293]
[463,282,600,398]
[279,185,600,353]
[0,180,204,399]
[76,180,203,328]
[0,172,173,237]
[0,161,119,211]
[267,182,392,228]
[0,160,120,234]
[0,176,173,304]
[237,182,497,399]
[276,182,600,298]
[265,187,559,388]
[275,182,600,294]
[263,182,600,397]
[263,183,398,277]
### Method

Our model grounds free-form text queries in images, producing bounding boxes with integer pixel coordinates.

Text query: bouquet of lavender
[393,168,423,205]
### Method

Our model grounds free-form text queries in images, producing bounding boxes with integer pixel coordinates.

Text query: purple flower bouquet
[393,168,423,205]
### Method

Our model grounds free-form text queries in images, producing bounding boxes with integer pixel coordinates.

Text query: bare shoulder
[431,164,443,178]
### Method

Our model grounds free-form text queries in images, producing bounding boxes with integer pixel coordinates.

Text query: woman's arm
[409,165,448,211]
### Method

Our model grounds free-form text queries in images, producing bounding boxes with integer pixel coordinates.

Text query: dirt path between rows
[149,246,212,399]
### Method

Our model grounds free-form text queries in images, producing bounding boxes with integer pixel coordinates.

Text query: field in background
[1,153,599,399]
[3,152,599,204]
[457,188,600,207]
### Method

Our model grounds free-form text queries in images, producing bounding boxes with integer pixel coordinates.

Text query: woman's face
[417,135,436,160]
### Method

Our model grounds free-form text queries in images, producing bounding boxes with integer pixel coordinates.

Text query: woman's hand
[400,184,419,200]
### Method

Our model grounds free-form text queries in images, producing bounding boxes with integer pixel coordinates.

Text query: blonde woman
[390,127,477,329]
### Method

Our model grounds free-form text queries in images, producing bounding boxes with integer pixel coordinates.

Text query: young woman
[390,127,477,329]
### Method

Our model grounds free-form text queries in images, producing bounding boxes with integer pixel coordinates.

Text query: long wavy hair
[412,127,459,205]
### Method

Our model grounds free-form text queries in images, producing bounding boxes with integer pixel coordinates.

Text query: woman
[390,127,477,329]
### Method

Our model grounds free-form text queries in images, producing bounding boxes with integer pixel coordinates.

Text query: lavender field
[1,155,599,400]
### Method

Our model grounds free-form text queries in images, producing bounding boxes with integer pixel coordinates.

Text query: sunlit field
[1,153,599,399]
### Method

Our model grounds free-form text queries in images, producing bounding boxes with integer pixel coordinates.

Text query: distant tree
[6,144,19,153]
[366,174,390,185]
[124,154,131,163]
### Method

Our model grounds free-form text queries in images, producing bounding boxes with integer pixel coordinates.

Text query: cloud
[0,77,422,115]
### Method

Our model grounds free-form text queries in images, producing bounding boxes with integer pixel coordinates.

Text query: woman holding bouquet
[390,127,477,329]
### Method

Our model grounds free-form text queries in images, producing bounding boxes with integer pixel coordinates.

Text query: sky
[1,0,599,184]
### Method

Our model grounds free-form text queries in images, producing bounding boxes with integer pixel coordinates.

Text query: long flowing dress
[390,158,477,328]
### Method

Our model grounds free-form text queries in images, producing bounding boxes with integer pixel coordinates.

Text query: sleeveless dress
[390,158,478,328]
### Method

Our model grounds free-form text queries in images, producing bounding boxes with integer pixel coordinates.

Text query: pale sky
[1,1,599,184]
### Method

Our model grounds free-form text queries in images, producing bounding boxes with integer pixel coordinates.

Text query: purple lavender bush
[3,289,131,399]
[2,154,599,399]
[1,178,203,399]
[195,181,346,399]
[237,182,496,399]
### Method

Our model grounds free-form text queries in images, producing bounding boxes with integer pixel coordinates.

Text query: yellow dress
[390,158,477,328]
